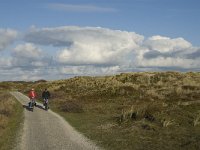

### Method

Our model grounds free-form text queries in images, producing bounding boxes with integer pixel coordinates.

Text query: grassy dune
[0,92,23,150]
[49,72,200,150]
[2,72,200,150]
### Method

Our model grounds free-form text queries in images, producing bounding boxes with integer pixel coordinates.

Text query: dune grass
[0,92,23,150]
[2,72,200,149]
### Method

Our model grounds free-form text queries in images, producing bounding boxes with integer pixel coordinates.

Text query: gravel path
[11,92,101,150]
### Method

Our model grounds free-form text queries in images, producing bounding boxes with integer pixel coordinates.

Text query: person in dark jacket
[42,88,50,99]
[42,88,50,109]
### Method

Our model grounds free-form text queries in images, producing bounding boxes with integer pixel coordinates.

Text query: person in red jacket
[29,88,37,107]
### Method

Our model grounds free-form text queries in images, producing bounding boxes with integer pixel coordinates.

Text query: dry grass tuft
[193,112,200,127]
[119,102,163,123]
[0,93,16,128]
[0,93,15,129]
[161,119,176,127]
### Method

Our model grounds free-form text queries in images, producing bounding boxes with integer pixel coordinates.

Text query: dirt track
[11,92,100,150]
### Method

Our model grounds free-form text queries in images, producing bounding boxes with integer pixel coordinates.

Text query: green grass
[0,92,23,150]
[51,103,200,150]
[1,72,200,149]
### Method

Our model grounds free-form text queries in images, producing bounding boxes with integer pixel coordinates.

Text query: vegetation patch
[58,100,83,113]
[0,92,23,150]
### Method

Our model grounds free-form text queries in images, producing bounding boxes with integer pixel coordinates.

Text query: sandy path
[11,92,101,150]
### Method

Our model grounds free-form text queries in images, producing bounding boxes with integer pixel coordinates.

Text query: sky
[0,0,200,81]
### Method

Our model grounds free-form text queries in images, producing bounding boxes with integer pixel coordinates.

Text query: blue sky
[0,0,200,81]
[0,0,199,45]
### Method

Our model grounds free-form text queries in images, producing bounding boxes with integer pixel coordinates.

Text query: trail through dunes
[11,92,100,150]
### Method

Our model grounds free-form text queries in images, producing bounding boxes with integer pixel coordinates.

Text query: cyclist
[29,88,37,107]
[42,88,50,110]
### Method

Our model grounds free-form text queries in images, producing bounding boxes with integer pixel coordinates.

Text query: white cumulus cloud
[144,35,192,53]
[0,29,18,51]
[25,26,144,66]
[137,35,200,69]
[13,43,42,59]
[11,43,51,68]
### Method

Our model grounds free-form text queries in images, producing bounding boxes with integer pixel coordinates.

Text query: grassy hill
[1,72,200,149]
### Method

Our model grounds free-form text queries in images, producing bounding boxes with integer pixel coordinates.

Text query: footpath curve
[11,92,101,150]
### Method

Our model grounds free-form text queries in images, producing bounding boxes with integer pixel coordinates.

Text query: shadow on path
[22,104,33,112]
[22,103,47,111]
[35,104,46,111]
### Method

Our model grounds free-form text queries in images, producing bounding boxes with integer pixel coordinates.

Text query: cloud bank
[0,26,199,81]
